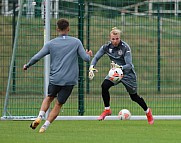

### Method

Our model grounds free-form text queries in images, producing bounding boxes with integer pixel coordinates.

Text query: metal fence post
[78,0,85,115]
[157,5,161,92]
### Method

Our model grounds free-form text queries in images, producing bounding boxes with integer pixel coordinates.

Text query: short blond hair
[110,27,121,35]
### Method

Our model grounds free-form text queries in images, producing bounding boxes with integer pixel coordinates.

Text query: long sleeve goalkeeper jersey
[90,40,137,88]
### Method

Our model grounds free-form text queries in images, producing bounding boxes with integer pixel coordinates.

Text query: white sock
[37,111,45,119]
[105,107,110,110]
[42,120,50,130]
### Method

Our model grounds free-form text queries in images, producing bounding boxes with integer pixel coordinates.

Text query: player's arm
[89,46,105,80]
[111,50,133,70]
[23,43,50,70]
[77,40,92,62]
[122,51,133,70]
[110,61,123,69]
[90,46,105,66]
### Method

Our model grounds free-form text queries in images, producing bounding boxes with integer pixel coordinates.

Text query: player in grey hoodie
[24,18,92,133]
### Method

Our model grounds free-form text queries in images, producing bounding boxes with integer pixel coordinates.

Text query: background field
[0,120,181,143]
[0,1,181,142]
[0,0,181,118]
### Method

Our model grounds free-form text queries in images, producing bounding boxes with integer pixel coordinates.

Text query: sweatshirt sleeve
[122,50,133,70]
[26,42,50,68]
[77,40,90,62]
[90,46,105,66]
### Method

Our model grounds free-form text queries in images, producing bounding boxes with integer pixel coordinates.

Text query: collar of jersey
[60,34,68,36]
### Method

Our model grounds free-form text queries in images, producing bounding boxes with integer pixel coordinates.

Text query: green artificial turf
[0,120,181,143]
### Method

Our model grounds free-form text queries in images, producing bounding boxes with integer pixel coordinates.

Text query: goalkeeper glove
[110,61,122,69]
[89,65,98,80]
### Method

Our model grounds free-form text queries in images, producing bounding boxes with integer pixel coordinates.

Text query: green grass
[0,120,181,143]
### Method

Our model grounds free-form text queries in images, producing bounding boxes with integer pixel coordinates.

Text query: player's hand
[111,61,122,69]
[23,64,28,70]
[89,65,98,80]
[86,49,93,57]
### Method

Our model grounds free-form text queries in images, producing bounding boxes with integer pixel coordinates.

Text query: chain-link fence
[0,0,181,119]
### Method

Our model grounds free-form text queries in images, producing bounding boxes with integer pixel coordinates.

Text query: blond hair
[110,27,121,35]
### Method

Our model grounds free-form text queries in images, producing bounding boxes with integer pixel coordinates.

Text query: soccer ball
[118,109,131,120]
[108,68,123,82]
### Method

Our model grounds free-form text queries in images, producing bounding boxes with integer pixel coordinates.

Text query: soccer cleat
[30,118,41,130]
[97,109,112,121]
[39,126,46,133]
[146,108,154,125]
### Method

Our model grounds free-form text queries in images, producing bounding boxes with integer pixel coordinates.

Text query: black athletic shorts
[48,83,74,104]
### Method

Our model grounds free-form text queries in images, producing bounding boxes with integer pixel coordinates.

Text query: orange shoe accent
[97,109,112,120]
[30,118,41,130]
[146,108,154,125]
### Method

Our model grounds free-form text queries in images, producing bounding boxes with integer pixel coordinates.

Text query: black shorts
[48,83,74,104]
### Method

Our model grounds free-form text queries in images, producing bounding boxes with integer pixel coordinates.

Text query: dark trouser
[101,79,148,111]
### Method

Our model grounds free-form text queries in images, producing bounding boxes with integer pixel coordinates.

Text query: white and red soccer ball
[118,109,131,120]
[108,68,123,82]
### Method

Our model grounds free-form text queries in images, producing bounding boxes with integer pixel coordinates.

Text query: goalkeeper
[23,18,93,133]
[89,27,154,124]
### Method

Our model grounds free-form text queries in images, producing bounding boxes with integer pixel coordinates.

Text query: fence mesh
[0,0,181,118]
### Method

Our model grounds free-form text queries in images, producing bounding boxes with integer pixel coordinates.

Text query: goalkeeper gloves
[110,61,122,69]
[89,65,98,80]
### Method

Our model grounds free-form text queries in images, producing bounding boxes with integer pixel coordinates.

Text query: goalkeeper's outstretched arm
[89,45,105,80]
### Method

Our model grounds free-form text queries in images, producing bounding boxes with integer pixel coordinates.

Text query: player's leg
[39,85,74,133]
[97,79,114,120]
[39,96,55,117]
[129,93,148,111]
[122,81,154,124]
[129,93,154,124]
[121,80,147,110]
[30,83,60,130]
[39,100,62,133]
[30,96,55,129]
[121,72,154,124]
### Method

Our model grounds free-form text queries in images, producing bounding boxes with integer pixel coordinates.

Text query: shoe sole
[148,120,154,125]
[97,114,111,121]
[97,117,105,121]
